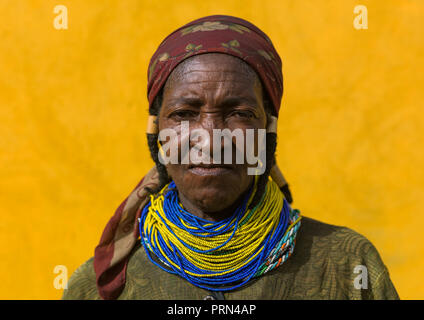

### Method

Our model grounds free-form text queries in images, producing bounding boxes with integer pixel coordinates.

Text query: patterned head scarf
[147,14,283,115]
[93,15,284,300]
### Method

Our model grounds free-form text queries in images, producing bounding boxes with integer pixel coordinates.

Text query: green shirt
[62,216,399,300]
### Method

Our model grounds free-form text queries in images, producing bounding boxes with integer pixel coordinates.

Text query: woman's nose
[197,111,226,131]
[188,112,244,165]
[188,112,228,160]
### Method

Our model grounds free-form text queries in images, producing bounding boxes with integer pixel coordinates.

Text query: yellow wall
[1,0,423,299]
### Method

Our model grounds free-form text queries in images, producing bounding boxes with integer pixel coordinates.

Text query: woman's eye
[230,111,255,119]
[170,110,197,119]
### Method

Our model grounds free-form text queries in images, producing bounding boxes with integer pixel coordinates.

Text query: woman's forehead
[164,53,260,90]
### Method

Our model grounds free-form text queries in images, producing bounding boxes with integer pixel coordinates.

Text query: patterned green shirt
[62,216,399,300]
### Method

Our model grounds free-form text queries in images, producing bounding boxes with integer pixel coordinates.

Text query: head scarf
[93,15,284,300]
[147,14,283,115]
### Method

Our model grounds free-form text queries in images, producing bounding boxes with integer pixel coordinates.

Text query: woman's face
[158,53,267,217]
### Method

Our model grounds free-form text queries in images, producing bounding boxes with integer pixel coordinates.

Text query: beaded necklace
[138,177,301,291]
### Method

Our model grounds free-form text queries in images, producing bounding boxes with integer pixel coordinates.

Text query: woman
[63,15,399,300]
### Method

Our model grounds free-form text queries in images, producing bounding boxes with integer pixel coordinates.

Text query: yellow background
[1,0,423,299]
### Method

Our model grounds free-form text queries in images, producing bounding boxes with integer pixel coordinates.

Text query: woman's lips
[188,165,234,176]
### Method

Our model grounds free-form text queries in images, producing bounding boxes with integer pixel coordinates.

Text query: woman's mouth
[188,164,234,176]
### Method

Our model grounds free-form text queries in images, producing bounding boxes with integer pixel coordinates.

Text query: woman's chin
[182,182,252,214]
[169,165,253,214]
[197,191,233,210]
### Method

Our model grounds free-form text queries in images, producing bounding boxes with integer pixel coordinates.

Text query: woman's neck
[177,183,253,222]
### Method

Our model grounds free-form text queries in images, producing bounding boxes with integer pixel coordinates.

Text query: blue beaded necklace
[139,179,301,291]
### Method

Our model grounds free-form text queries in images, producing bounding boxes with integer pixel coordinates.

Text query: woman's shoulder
[61,244,166,300]
[289,215,399,299]
[299,216,377,255]
[61,257,100,300]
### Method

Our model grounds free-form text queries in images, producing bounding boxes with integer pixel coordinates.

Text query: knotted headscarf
[94,15,285,300]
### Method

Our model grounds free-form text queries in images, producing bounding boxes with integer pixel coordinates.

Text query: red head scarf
[93,15,284,300]
[147,15,283,115]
